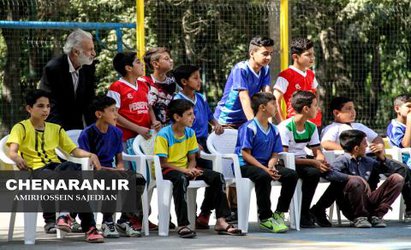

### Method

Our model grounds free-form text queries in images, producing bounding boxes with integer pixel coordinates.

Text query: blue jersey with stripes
[214,61,271,125]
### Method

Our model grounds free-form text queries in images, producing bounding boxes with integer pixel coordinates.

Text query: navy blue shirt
[326,153,403,182]
[235,119,283,167]
[78,124,123,168]
[173,92,213,139]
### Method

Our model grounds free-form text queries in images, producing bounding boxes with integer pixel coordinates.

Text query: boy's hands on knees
[183,168,203,178]
[265,166,281,181]
[15,157,29,171]
[152,120,162,132]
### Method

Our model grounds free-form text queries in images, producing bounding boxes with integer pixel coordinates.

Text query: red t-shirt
[274,66,322,126]
[107,79,151,141]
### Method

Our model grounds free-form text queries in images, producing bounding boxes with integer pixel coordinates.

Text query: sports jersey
[274,66,322,126]
[107,78,151,141]
[7,119,77,170]
[139,75,177,125]
[173,92,213,139]
[78,124,123,168]
[277,117,320,158]
[154,125,199,169]
[386,119,411,167]
[235,119,283,167]
[214,61,271,125]
[321,122,378,152]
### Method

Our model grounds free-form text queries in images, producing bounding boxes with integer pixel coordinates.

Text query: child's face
[306,98,319,119]
[153,52,173,73]
[183,70,202,92]
[294,47,315,69]
[175,108,195,127]
[395,102,411,119]
[353,138,367,157]
[335,101,356,123]
[129,57,144,77]
[98,104,118,126]
[250,46,273,67]
[262,100,277,117]
[27,97,50,121]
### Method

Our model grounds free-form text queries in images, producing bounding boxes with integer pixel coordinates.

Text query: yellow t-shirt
[154,125,198,169]
[7,119,77,170]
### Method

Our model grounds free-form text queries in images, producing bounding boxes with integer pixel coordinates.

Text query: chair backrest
[207,129,238,178]
[132,134,158,181]
[66,129,82,146]
[0,135,15,165]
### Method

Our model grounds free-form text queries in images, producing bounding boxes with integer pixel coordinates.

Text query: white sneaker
[115,222,141,237]
[102,222,120,238]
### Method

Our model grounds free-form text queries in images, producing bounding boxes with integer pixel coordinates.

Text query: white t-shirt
[321,122,378,151]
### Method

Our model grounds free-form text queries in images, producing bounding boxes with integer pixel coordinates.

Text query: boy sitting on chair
[154,99,243,238]
[235,92,298,233]
[325,129,404,228]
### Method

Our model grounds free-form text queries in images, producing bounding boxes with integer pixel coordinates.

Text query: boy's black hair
[143,47,170,70]
[249,36,274,53]
[91,95,116,114]
[290,38,314,56]
[167,99,194,122]
[173,65,201,88]
[339,129,367,153]
[330,96,353,114]
[25,89,51,107]
[251,92,276,115]
[291,90,316,113]
[394,94,411,107]
[113,52,137,77]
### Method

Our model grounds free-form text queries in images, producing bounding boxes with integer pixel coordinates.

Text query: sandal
[215,224,244,236]
[177,226,197,238]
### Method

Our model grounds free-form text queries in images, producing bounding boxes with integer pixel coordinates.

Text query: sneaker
[260,217,287,233]
[196,213,210,229]
[44,222,57,234]
[310,206,332,227]
[85,227,104,243]
[370,216,387,228]
[404,211,411,223]
[353,217,372,228]
[271,212,289,233]
[56,215,73,233]
[116,221,141,237]
[130,217,158,231]
[225,211,238,224]
[300,214,315,228]
[71,220,82,233]
[101,222,120,238]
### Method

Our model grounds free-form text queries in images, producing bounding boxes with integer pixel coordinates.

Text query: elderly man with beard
[40,28,97,131]
[39,28,97,234]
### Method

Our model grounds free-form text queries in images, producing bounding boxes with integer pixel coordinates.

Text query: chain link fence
[1,0,410,136]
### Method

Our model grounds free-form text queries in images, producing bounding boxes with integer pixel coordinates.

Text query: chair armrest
[279,152,296,170]
[220,153,242,181]
[199,151,217,161]
[66,156,91,170]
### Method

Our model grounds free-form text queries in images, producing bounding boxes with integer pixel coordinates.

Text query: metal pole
[280,0,289,71]
[136,0,145,62]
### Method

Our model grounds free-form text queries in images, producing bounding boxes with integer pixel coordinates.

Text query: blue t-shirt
[235,119,283,167]
[387,119,411,167]
[214,61,271,125]
[78,124,123,168]
[173,92,213,139]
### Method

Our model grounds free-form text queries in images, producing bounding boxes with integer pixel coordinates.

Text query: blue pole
[0,21,135,30]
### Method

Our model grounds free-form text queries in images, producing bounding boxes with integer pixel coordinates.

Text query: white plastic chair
[55,129,90,170]
[1,132,91,244]
[132,134,209,236]
[206,129,301,233]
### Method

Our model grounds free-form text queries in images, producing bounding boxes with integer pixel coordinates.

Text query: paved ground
[1,183,410,249]
[1,221,411,249]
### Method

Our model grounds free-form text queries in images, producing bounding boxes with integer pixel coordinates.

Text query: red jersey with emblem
[274,66,322,126]
[107,79,151,141]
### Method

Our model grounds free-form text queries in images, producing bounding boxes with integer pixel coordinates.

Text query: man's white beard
[78,51,93,66]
